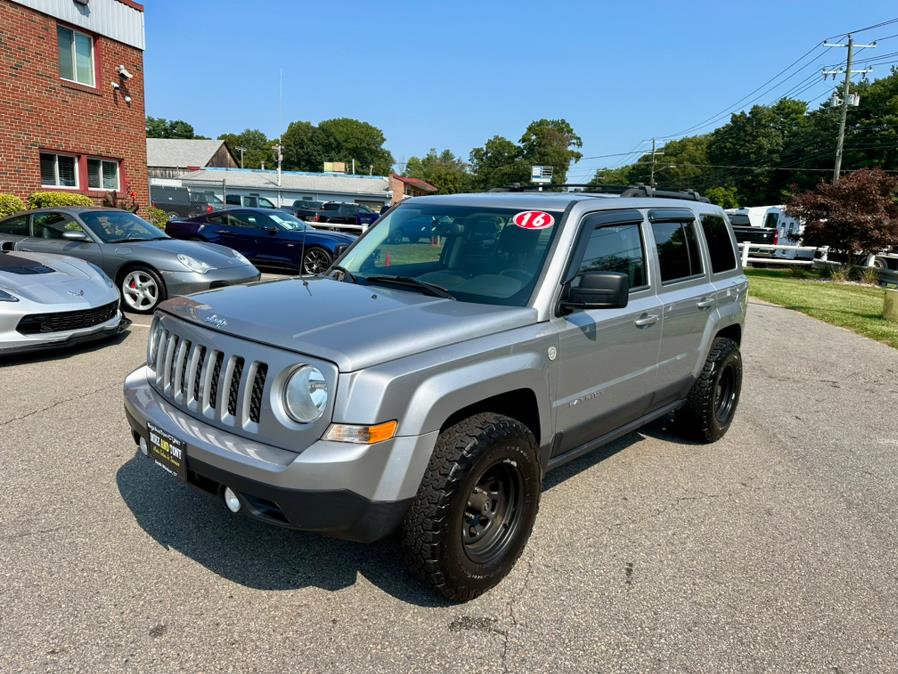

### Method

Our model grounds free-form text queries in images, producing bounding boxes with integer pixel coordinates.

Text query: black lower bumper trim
[125,409,409,543]
[1,316,130,357]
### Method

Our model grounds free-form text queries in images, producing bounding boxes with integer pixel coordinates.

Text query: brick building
[389,174,437,205]
[0,0,148,212]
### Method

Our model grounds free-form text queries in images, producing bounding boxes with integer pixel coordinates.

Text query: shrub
[146,207,169,230]
[860,266,880,286]
[0,193,25,218]
[830,266,851,283]
[27,191,94,209]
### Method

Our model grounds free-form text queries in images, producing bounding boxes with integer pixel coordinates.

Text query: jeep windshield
[334,204,563,306]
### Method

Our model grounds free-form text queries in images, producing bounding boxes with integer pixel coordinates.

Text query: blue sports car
[166,208,356,275]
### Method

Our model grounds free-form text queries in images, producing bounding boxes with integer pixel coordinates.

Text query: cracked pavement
[2,300,898,672]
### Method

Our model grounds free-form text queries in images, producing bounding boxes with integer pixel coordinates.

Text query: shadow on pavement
[0,329,132,367]
[115,454,450,607]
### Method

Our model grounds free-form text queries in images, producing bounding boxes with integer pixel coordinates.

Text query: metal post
[741,243,750,268]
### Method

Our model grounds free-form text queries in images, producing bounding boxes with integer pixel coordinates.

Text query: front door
[21,212,104,267]
[219,210,263,260]
[551,211,662,457]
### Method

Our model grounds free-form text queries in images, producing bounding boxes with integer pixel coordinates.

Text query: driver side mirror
[265,225,277,235]
[561,271,629,311]
[62,230,89,242]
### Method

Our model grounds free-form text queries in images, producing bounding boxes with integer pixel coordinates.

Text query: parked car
[165,208,355,275]
[0,208,260,313]
[150,186,223,220]
[0,246,129,356]
[291,200,324,220]
[318,201,380,226]
[224,194,278,209]
[725,208,777,259]
[124,189,747,601]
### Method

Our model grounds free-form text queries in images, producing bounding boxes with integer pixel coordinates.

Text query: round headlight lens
[283,365,328,423]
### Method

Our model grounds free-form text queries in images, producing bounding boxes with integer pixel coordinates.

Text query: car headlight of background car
[0,288,19,302]
[88,262,115,289]
[177,254,213,274]
[231,249,252,266]
[283,365,328,423]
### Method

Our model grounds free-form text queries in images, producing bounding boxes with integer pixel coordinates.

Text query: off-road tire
[675,337,742,443]
[400,412,541,601]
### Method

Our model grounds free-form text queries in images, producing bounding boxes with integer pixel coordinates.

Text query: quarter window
[700,214,737,273]
[40,153,78,188]
[57,26,95,87]
[575,223,648,290]
[87,158,120,191]
[0,215,29,236]
[652,220,704,283]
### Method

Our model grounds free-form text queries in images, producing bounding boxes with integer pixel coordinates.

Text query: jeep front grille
[149,324,266,427]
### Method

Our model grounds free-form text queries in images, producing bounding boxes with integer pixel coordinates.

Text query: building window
[87,158,120,191]
[40,153,78,189]
[57,26,95,87]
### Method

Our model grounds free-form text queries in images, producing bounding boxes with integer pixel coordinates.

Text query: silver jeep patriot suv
[123,188,747,601]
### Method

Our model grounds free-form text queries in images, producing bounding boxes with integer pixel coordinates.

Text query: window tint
[225,195,240,205]
[229,212,261,228]
[322,203,339,210]
[652,220,703,283]
[763,212,779,228]
[205,214,228,225]
[575,223,647,290]
[0,215,28,236]
[700,214,737,273]
[33,213,82,239]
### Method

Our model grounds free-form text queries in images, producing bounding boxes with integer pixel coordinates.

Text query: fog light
[139,437,148,456]
[223,487,241,513]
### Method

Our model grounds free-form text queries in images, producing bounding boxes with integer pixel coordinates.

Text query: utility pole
[235,146,246,169]
[649,138,664,188]
[824,34,875,182]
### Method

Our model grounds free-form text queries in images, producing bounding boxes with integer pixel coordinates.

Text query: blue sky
[144,1,898,178]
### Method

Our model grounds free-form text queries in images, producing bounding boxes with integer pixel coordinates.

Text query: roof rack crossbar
[494,182,709,203]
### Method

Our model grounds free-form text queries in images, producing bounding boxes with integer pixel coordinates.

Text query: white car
[0,248,129,356]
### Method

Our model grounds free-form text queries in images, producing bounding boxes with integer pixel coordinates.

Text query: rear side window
[576,223,648,290]
[700,214,737,273]
[0,215,29,236]
[225,195,240,205]
[651,220,703,283]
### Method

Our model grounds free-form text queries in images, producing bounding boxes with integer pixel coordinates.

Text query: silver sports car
[0,248,129,356]
[0,208,261,313]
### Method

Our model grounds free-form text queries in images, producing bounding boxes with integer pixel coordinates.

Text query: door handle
[634,313,659,327]
[697,297,716,309]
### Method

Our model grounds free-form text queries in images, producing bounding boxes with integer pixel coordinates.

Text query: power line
[824,17,898,41]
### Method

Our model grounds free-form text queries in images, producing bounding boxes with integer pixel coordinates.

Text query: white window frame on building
[57,25,95,88]
[40,152,79,190]
[87,158,121,191]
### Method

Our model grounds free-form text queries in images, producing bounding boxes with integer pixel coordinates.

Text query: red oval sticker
[513,210,555,230]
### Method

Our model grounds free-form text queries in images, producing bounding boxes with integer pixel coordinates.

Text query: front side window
[57,26,95,87]
[258,197,275,208]
[40,153,78,188]
[225,195,241,205]
[229,212,261,228]
[87,158,120,191]
[652,220,704,283]
[336,204,563,306]
[700,214,737,274]
[575,223,647,290]
[33,212,84,239]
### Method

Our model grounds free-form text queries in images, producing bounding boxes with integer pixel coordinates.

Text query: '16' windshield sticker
[513,211,555,230]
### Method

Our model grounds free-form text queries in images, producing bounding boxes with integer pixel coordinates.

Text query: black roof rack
[495,182,709,203]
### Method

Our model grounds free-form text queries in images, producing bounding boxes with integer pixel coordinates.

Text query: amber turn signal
[323,420,398,444]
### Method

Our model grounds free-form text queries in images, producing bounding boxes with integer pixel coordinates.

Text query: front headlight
[0,288,19,302]
[231,249,251,266]
[88,262,115,289]
[177,254,213,274]
[283,365,328,423]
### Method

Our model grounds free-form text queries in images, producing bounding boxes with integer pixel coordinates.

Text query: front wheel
[674,337,743,442]
[301,247,332,275]
[401,413,542,601]
[120,266,165,314]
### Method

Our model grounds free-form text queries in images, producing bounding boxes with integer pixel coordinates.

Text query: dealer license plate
[147,421,187,480]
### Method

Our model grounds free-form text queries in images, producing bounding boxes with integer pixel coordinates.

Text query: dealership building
[0,0,149,211]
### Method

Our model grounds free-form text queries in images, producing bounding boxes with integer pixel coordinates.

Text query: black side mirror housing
[265,225,278,235]
[561,271,629,310]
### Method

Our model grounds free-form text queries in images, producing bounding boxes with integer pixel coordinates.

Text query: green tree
[469,135,529,189]
[317,118,394,175]
[519,118,583,184]
[705,185,740,208]
[405,149,472,193]
[218,129,273,169]
[281,121,327,172]
[146,117,206,139]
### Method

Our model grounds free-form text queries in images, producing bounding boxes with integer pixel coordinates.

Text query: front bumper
[161,266,261,298]
[0,313,130,357]
[123,366,437,542]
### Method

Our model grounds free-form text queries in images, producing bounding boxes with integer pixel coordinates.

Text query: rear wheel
[301,247,332,275]
[401,413,541,601]
[120,266,165,314]
[674,337,742,442]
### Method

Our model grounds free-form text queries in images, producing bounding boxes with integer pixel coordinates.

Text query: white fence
[738,242,819,267]
[306,222,368,234]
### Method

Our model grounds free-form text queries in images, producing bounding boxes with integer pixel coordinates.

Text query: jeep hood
[161,277,537,371]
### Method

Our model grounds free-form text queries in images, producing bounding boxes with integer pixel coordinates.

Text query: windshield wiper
[329,265,356,283]
[106,236,168,243]
[363,275,455,299]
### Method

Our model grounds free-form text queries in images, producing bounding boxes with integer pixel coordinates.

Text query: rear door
[699,212,747,317]
[20,212,105,267]
[551,209,663,457]
[649,208,717,407]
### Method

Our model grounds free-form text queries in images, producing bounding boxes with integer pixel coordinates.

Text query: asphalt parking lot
[3,288,898,672]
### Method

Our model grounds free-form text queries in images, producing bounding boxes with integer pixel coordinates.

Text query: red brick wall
[0,0,148,213]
